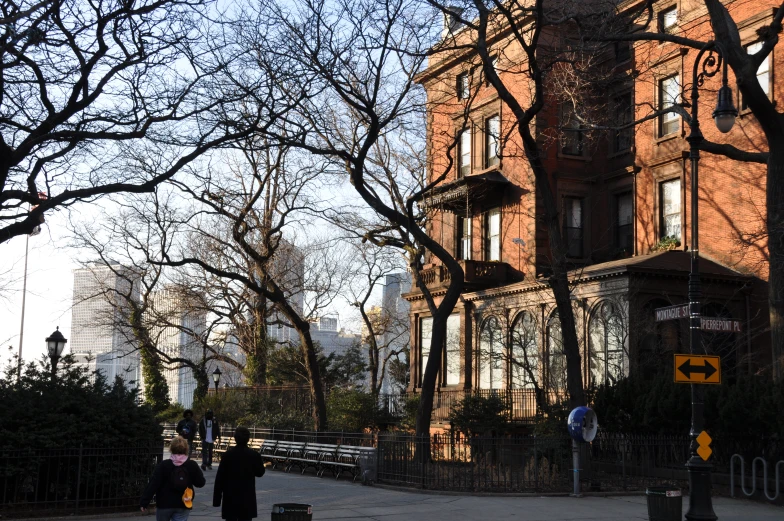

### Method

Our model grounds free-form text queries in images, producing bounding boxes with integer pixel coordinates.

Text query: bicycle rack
[730,454,784,501]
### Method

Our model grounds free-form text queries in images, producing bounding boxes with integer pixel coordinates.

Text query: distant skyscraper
[379,273,411,393]
[149,288,206,408]
[70,265,141,387]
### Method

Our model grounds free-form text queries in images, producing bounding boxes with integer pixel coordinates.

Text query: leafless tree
[1,0,268,243]
[344,241,410,397]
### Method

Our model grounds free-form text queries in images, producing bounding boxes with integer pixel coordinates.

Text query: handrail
[730,454,784,501]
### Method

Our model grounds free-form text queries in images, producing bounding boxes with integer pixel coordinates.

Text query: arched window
[510,311,540,389]
[546,311,566,394]
[479,316,504,389]
[588,301,627,387]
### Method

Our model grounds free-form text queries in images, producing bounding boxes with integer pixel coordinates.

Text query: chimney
[440,6,464,40]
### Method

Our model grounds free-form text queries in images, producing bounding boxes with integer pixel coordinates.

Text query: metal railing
[426,388,540,423]
[0,444,163,518]
[375,432,690,493]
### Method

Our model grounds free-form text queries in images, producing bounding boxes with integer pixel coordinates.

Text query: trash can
[271,503,312,521]
[646,487,682,521]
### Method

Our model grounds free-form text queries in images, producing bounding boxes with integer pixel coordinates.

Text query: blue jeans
[156,507,190,521]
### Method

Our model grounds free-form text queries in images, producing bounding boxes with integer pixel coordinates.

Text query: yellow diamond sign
[696,431,712,461]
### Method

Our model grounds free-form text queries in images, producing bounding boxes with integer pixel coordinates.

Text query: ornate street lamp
[45,327,67,380]
[212,366,222,392]
[684,41,737,521]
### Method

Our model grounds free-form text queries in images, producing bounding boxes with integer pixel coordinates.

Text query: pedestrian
[140,436,206,520]
[213,427,265,521]
[176,409,198,457]
[198,409,221,470]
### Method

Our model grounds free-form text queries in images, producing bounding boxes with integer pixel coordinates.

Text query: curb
[372,483,646,498]
[2,510,147,521]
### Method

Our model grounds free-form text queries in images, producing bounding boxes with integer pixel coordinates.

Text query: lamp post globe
[45,327,67,380]
[212,366,222,392]
[713,84,738,134]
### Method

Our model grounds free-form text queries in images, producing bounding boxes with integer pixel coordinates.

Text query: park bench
[320,445,376,482]
[263,440,309,471]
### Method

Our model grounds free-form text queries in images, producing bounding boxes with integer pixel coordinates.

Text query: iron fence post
[75,443,82,513]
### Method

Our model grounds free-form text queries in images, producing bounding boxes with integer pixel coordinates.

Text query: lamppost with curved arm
[684,41,737,521]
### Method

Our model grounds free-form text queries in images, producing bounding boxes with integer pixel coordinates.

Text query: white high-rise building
[379,273,411,393]
[149,288,206,408]
[70,265,141,388]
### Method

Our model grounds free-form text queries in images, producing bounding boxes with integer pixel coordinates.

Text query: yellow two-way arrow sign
[673,354,721,384]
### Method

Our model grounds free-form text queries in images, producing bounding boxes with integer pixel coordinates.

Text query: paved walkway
[115,464,782,521]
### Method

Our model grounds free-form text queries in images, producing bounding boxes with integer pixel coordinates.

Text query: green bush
[156,402,186,423]
[327,389,382,432]
[0,355,161,449]
[448,394,511,437]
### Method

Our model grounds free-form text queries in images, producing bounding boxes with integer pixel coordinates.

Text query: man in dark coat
[176,409,198,456]
[213,427,265,521]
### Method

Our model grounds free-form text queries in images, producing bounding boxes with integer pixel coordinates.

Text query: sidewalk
[111,465,781,521]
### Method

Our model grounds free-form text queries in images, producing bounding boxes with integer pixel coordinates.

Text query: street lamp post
[212,367,222,392]
[45,327,68,381]
[684,42,737,521]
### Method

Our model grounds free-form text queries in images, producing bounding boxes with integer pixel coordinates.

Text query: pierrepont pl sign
[655,304,742,332]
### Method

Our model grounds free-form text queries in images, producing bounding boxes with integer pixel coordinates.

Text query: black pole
[50,355,59,382]
[684,43,717,521]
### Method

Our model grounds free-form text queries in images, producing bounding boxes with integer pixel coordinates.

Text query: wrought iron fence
[375,432,691,493]
[0,444,163,518]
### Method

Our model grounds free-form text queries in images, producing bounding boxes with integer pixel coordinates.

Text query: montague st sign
[654,304,742,332]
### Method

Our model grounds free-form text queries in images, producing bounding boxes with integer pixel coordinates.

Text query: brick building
[405,1,774,426]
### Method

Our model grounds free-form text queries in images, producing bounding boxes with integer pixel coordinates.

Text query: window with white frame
[511,312,540,389]
[484,208,501,261]
[456,216,472,260]
[485,115,500,167]
[547,312,566,394]
[420,316,433,386]
[659,74,680,136]
[563,197,584,258]
[588,301,627,387]
[613,92,633,152]
[616,191,633,252]
[659,6,677,34]
[445,314,461,385]
[660,178,681,240]
[457,71,470,100]
[561,102,584,156]
[479,316,504,389]
[743,41,771,110]
[459,127,471,177]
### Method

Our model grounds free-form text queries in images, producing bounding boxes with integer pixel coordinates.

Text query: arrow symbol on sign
[678,359,718,380]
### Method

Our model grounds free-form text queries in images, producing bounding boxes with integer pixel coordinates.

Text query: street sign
[700,317,742,332]
[654,305,743,332]
[696,431,712,461]
[655,304,689,322]
[674,354,721,384]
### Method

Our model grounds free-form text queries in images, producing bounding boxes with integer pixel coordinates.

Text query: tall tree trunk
[193,360,209,403]
[520,127,585,409]
[295,326,328,430]
[130,309,170,411]
[768,142,784,378]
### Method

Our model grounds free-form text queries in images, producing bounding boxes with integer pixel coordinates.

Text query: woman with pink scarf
[141,436,206,520]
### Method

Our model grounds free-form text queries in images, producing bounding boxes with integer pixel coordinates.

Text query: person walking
[140,436,206,520]
[213,427,265,521]
[176,410,198,457]
[198,409,221,470]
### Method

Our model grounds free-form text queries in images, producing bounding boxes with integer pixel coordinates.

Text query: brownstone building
[406,0,774,426]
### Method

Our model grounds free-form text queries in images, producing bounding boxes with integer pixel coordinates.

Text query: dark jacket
[198,417,221,442]
[140,459,205,509]
[176,418,198,441]
[213,445,265,519]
